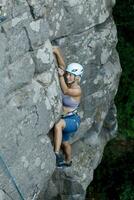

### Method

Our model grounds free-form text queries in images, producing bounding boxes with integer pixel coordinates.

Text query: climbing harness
[61,109,78,117]
[0,154,25,200]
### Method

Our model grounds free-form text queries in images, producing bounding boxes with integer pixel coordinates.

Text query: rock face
[0,0,121,199]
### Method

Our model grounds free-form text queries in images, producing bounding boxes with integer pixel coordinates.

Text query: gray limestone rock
[0,31,7,71]
[0,0,121,199]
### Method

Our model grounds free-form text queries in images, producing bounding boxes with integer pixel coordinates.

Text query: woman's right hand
[58,68,65,76]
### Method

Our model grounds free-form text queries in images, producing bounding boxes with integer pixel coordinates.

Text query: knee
[62,142,70,148]
[54,119,65,131]
[54,123,61,131]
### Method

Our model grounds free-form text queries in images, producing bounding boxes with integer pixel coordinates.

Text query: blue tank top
[62,93,80,110]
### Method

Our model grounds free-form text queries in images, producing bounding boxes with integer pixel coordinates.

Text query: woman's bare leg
[62,141,72,162]
[54,119,65,153]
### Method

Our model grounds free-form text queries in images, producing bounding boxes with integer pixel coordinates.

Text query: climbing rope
[0,154,25,200]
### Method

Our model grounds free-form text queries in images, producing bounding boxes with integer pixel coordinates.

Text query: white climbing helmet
[66,63,83,77]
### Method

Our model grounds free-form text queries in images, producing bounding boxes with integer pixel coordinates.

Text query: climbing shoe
[0,15,7,23]
[0,6,7,23]
[64,160,72,167]
[57,160,72,168]
[55,152,64,167]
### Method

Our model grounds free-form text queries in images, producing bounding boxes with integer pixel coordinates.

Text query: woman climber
[53,46,83,167]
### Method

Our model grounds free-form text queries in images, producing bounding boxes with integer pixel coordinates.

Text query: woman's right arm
[53,47,66,69]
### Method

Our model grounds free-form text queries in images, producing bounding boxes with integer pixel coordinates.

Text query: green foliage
[115,37,134,138]
[113,0,134,138]
[86,139,134,200]
[113,0,134,42]
[120,183,134,200]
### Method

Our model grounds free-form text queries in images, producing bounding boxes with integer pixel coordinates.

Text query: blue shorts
[62,114,81,142]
